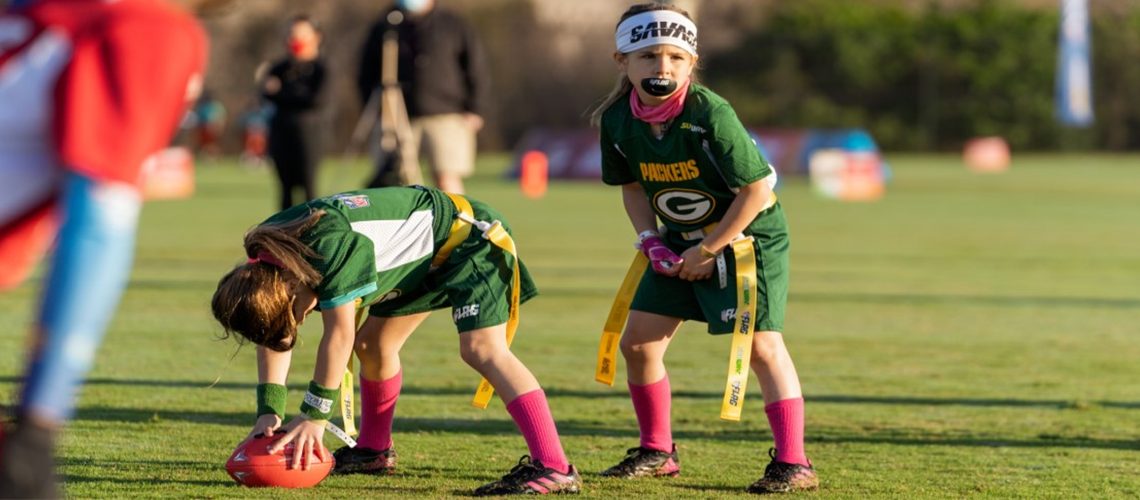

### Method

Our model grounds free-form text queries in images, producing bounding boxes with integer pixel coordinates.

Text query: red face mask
[288,39,306,57]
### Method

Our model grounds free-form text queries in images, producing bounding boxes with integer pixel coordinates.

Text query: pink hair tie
[248,251,285,268]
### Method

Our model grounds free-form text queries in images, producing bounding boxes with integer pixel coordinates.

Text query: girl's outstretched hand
[267,415,328,470]
[249,414,283,440]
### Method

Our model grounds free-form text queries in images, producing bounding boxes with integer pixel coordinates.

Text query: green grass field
[2,153,1139,499]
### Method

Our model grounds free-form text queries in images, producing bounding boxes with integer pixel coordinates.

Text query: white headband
[615,10,697,56]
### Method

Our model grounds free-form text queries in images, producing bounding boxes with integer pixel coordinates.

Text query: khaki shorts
[411,113,476,178]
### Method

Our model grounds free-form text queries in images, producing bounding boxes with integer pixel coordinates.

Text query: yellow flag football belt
[442,193,521,409]
[339,193,520,432]
[596,237,758,422]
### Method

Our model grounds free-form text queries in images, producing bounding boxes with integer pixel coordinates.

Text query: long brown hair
[587,3,696,127]
[211,210,325,352]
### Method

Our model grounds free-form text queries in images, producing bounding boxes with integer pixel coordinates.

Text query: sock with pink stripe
[629,375,673,453]
[356,369,402,451]
[505,389,570,474]
[764,396,809,466]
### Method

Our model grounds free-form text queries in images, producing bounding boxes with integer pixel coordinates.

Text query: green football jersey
[600,83,776,234]
[263,186,457,310]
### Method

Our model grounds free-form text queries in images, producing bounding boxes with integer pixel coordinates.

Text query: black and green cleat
[745,448,819,494]
[330,445,397,475]
[473,455,581,496]
[599,444,680,478]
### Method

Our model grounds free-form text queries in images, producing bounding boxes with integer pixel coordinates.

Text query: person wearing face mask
[356,0,489,194]
[261,14,329,210]
[587,3,819,495]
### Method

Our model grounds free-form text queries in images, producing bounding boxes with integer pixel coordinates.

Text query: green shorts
[367,198,538,332]
[631,203,789,334]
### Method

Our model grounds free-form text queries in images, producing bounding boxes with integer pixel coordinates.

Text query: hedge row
[703,0,1140,151]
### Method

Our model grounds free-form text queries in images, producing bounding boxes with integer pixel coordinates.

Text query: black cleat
[745,448,819,494]
[599,444,680,478]
[0,419,60,500]
[473,455,581,496]
[330,445,397,475]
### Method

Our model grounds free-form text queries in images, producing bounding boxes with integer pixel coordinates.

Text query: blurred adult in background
[261,14,329,210]
[358,0,489,194]
[0,0,211,497]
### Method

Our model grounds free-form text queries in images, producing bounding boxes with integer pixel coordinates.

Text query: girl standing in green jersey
[588,3,818,494]
[211,186,580,496]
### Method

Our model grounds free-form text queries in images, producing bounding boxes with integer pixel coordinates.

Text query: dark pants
[268,114,322,210]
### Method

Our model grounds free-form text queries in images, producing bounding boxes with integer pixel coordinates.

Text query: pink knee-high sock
[356,369,402,451]
[505,389,570,474]
[764,396,808,466]
[629,375,673,453]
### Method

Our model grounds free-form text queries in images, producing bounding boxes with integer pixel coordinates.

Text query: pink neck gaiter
[629,80,689,124]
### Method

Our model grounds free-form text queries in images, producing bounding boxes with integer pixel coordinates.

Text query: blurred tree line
[203,0,1140,153]
[3,0,1137,152]
[704,0,1140,151]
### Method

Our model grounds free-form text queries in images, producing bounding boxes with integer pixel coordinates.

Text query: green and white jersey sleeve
[599,83,775,234]
[262,186,456,310]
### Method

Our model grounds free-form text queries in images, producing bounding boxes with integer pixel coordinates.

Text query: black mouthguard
[640,78,678,97]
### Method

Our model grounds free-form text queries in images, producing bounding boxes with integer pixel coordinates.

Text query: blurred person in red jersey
[0,0,218,497]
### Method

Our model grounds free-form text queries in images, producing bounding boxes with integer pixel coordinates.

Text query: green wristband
[256,383,287,420]
[299,380,339,421]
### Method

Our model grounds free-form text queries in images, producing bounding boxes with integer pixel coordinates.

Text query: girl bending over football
[211,186,580,496]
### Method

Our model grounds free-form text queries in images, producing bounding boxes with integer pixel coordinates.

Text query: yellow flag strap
[595,252,649,386]
[432,194,474,269]
[340,356,357,437]
[338,299,370,438]
[470,220,520,408]
[438,193,520,409]
[595,241,757,421]
[720,238,758,421]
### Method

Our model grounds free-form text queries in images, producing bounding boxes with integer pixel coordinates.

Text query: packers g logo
[653,189,715,224]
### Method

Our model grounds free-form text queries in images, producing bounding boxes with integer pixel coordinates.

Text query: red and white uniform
[0,0,207,289]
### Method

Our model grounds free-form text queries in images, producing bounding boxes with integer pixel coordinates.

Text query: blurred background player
[588,3,818,494]
[237,96,271,169]
[0,0,211,498]
[191,89,226,162]
[210,185,581,495]
[357,0,488,194]
[260,14,329,211]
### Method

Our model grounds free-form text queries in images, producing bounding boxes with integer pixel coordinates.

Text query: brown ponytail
[587,3,696,127]
[211,210,326,352]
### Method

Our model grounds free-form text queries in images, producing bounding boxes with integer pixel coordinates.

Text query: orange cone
[520,151,548,199]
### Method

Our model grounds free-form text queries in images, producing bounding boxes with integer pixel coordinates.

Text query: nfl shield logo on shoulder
[338,195,370,209]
